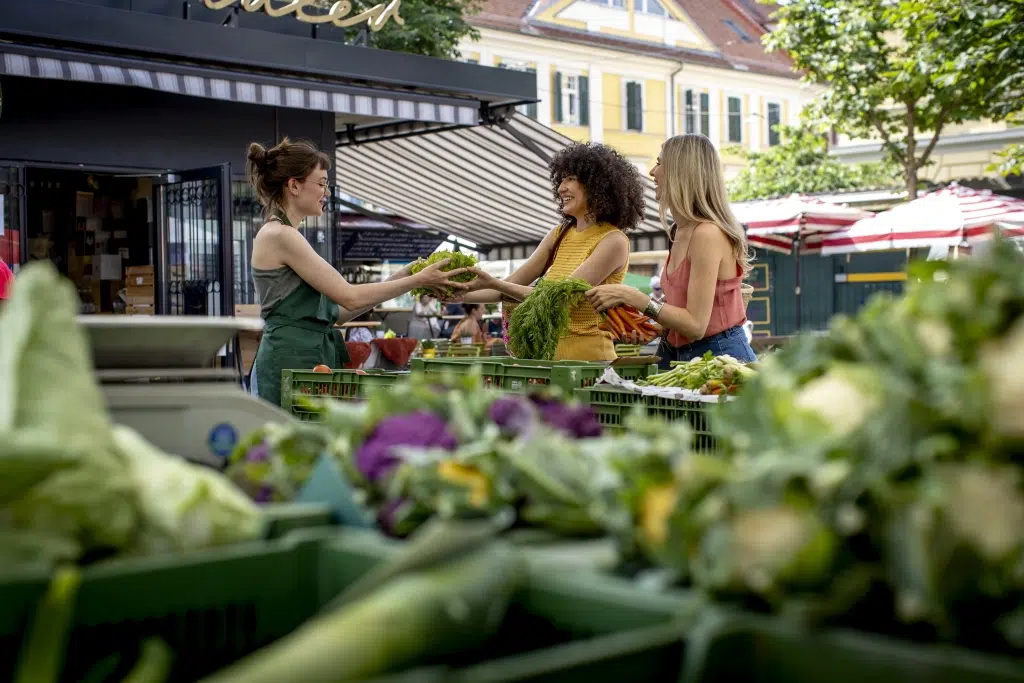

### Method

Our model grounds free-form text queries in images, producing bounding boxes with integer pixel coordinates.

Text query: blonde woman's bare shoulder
[692,222,731,246]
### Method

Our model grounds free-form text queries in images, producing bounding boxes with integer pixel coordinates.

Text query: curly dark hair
[549,142,646,232]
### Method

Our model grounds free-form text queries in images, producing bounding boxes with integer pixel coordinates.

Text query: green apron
[253,279,350,408]
[252,214,350,408]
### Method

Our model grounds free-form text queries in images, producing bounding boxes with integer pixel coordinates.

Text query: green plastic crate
[0,530,689,683]
[576,385,719,453]
[680,611,1024,683]
[263,503,335,539]
[280,369,409,419]
[410,357,657,394]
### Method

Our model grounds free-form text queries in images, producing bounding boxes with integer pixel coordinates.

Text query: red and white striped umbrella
[733,194,874,254]
[819,184,1024,255]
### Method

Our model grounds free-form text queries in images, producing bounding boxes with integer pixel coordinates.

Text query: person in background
[455,142,646,361]
[0,258,13,303]
[347,310,377,343]
[246,137,468,406]
[450,303,495,347]
[410,292,442,339]
[649,274,664,303]
[586,134,757,368]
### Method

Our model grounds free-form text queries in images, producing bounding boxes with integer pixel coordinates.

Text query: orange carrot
[605,310,627,339]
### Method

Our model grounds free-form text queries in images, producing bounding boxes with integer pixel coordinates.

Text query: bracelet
[643,299,664,321]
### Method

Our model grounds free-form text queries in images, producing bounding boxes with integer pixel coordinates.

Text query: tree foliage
[727,125,901,202]
[764,0,1023,197]
[323,0,481,60]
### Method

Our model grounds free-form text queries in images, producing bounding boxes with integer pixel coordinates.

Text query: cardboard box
[125,304,154,316]
[125,295,155,306]
[125,265,154,276]
[126,273,154,287]
[126,285,154,298]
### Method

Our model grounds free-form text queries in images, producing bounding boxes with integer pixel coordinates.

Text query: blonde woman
[585,134,756,368]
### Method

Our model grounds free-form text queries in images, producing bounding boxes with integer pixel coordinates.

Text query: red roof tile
[471,0,795,78]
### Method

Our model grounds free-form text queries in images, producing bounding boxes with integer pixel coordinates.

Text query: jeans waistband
[663,326,740,353]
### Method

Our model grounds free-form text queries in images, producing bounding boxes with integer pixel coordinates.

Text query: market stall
[819,183,1024,255]
[0,0,534,317]
[3,239,1024,680]
[732,195,874,329]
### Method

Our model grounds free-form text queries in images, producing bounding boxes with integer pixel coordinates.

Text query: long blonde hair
[658,134,752,275]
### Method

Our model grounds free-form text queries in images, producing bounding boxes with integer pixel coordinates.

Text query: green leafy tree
[727,125,900,202]
[764,0,1022,198]
[315,0,481,60]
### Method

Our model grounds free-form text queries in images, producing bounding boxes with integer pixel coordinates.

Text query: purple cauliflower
[488,396,537,437]
[354,410,458,483]
[528,395,603,439]
[244,441,270,463]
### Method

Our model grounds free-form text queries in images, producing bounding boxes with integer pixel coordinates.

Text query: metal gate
[154,165,232,316]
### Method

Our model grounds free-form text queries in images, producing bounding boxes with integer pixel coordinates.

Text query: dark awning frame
[0,0,537,142]
[0,44,481,128]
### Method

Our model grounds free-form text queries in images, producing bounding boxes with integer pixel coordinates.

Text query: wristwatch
[643,298,664,321]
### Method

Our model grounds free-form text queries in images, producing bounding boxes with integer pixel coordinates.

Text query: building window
[564,75,580,125]
[499,61,538,119]
[625,80,644,132]
[636,0,667,16]
[723,19,754,43]
[727,96,743,143]
[699,92,710,136]
[767,101,782,146]
[553,72,589,126]
[684,89,710,137]
[598,0,626,7]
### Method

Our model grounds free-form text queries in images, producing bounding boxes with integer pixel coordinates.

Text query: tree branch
[868,110,905,165]
[917,106,951,169]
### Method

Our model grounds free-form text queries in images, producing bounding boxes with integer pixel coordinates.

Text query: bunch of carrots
[598,305,660,344]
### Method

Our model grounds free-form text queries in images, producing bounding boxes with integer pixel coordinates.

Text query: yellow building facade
[462,0,814,177]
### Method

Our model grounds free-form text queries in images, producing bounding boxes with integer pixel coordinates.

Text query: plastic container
[280,368,408,419]
[0,530,690,683]
[680,611,1024,683]
[409,357,658,394]
[262,502,336,539]
[575,385,718,453]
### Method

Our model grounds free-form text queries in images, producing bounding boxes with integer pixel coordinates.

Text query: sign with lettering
[203,0,404,31]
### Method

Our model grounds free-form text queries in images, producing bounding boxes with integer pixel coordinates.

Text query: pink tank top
[662,256,747,347]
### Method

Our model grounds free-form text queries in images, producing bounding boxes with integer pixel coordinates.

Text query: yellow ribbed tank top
[545,223,628,361]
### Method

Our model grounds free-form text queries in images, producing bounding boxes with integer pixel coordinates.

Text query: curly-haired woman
[585,134,757,368]
[461,142,645,361]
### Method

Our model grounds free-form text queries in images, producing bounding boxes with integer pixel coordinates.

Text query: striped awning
[732,194,874,255]
[819,184,1024,255]
[334,113,664,249]
[0,44,479,127]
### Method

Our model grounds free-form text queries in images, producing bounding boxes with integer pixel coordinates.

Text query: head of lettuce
[0,261,264,568]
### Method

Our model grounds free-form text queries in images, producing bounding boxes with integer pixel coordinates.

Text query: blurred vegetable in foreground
[0,263,264,569]
[198,542,525,683]
[635,240,1024,654]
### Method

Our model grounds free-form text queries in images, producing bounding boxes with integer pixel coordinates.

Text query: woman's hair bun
[247,142,268,169]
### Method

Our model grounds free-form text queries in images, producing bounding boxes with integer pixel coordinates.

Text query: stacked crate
[124,265,154,315]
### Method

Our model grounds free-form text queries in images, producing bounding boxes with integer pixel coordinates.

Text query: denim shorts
[657,325,757,370]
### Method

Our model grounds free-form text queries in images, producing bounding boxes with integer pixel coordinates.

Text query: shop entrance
[12,163,232,316]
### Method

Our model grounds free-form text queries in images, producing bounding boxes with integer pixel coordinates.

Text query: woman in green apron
[246,138,469,407]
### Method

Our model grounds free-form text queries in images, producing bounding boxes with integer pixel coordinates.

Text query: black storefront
[0,0,534,315]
